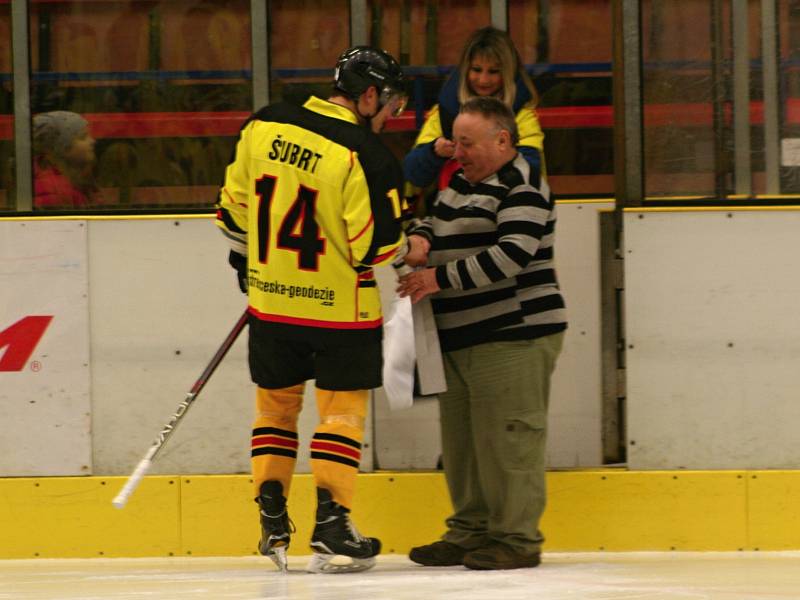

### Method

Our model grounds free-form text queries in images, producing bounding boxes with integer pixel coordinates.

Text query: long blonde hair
[456,26,538,108]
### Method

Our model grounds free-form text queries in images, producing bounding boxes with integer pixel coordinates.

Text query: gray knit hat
[32,111,89,157]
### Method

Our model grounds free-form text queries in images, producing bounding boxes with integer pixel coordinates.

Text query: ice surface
[1,552,798,600]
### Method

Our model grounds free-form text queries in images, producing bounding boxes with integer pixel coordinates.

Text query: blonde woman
[403,26,545,192]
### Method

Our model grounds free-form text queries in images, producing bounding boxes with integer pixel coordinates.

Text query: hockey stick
[112,309,249,509]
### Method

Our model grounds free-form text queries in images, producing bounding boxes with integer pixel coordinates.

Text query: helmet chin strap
[356,104,382,130]
[355,88,380,128]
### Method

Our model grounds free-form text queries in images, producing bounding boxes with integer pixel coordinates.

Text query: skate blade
[306,552,376,574]
[267,545,289,573]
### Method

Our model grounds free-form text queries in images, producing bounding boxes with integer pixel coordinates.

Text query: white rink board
[373,202,609,469]
[624,209,800,469]
[0,220,91,476]
[545,201,607,466]
[87,218,372,476]
[88,218,252,476]
[1,210,598,476]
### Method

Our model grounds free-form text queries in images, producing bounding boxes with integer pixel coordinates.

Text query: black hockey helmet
[334,46,407,115]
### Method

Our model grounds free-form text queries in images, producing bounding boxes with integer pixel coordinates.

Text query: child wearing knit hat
[33,111,101,209]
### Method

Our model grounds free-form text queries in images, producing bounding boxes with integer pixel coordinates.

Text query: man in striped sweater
[399,96,567,570]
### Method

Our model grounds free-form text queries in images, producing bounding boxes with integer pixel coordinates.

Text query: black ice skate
[257,480,294,572]
[307,487,381,574]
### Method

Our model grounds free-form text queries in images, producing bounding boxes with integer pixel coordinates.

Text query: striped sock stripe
[310,440,361,460]
[310,432,362,468]
[251,427,298,458]
[310,451,360,469]
[251,434,299,450]
[252,427,298,439]
[312,432,362,449]
[252,446,297,458]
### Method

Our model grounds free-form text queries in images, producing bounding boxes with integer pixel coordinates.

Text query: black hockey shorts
[249,332,383,391]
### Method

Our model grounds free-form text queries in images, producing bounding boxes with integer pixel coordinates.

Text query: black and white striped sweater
[409,154,567,352]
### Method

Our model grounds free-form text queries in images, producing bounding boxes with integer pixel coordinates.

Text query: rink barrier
[1,470,799,559]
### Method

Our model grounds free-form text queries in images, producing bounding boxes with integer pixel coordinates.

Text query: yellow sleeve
[216,123,253,255]
[413,104,444,146]
[515,102,547,175]
[516,102,545,152]
[342,154,404,269]
[404,105,446,198]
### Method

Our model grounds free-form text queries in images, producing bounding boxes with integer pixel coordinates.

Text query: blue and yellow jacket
[403,70,545,189]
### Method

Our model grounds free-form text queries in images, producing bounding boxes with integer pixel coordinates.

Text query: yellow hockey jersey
[216,96,405,344]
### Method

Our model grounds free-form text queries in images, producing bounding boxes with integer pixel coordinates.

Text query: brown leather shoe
[409,540,468,566]
[463,542,541,570]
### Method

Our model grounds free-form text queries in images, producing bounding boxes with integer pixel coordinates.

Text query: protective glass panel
[779,0,800,194]
[510,0,613,197]
[365,1,489,173]
[365,0,611,199]
[641,0,796,200]
[268,0,350,105]
[29,1,251,211]
[367,0,491,68]
[0,3,11,212]
[642,1,724,198]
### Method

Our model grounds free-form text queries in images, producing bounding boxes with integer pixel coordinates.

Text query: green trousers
[438,332,564,555]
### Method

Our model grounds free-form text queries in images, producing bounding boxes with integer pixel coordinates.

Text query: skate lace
[344,515,366,542]
[262,508,296,534]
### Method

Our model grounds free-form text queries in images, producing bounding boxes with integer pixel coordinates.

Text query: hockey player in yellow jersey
[216,46,410,573]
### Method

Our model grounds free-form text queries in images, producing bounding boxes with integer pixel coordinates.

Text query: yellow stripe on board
[0,476,180,558]
[3,195,799,221]
[643,194,800,201]
[1,471,798,558]
[0,214,214,222]
[625,205,800,213]
[546,471,747,551]
[555,198,615,205]
[747,471,800,550]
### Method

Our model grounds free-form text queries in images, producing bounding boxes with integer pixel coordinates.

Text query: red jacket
[34,164,98,209]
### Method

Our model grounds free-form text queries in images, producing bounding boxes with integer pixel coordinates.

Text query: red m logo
[0,316,54,372]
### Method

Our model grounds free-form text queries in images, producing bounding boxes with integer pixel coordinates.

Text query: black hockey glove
[228,250,248,294]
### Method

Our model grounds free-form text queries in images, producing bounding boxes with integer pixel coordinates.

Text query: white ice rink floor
[1,552,799,600]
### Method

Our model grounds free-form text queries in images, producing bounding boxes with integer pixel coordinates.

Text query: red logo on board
[0,316,54,372]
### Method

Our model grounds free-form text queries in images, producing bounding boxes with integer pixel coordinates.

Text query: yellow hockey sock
[310,388,368,509]
[251,384,304,499]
